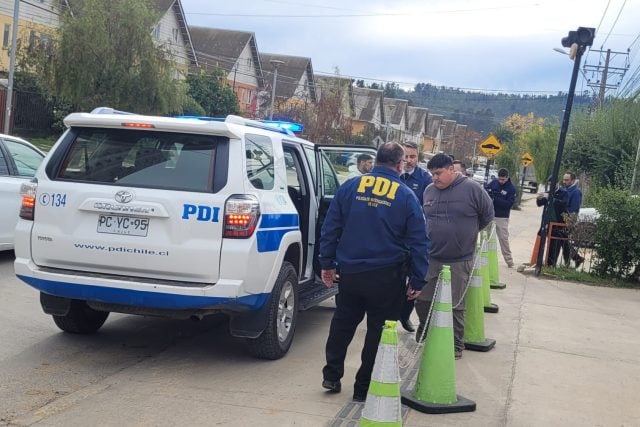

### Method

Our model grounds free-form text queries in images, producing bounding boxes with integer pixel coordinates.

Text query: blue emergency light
[260,120,304,133]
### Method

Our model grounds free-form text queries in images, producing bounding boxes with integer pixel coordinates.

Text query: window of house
[172,28,179,43]
[153,24,161,40]
[3,24,11,48]
[245,134,274,190]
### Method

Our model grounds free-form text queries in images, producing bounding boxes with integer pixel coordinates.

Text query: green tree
[31,0,184,114]
[186,69,238,117]
[565,99,640,190]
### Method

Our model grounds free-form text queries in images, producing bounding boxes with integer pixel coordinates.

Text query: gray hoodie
[422,174,495,263]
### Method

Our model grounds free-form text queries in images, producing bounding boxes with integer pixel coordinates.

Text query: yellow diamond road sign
[521,152,534,167]
[479,135,503,157]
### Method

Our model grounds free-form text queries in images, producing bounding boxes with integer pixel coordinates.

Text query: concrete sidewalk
[393,196,640,426]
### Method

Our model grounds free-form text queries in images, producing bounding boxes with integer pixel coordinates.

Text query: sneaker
[322,380,341,393]
[455,350,463,360]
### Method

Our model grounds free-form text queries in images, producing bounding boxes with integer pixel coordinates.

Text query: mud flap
[228,294,272,339]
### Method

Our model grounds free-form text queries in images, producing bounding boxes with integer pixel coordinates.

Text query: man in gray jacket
[415,154,494,359]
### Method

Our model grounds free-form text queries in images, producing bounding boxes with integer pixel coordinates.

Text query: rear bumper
[14,259,267,311]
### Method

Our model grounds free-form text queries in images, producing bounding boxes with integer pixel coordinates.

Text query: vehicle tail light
[224,195,260,238]
[20,180,38,220]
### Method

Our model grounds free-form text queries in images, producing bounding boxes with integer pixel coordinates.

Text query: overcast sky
[181,0,640,95]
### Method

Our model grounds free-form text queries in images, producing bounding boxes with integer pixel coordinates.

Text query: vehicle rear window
[56,128,227,192]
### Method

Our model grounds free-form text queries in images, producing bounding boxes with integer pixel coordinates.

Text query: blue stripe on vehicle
[256,228,297,252]
[17,275,269,311]
[259,213,299,229]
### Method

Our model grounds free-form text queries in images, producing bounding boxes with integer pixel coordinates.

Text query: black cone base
[401,392,476,414]
[484,303,499,313]
[490,282,507,290]
[464,338,496,352]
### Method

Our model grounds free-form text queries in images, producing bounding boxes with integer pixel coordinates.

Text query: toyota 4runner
[14,108,375,359]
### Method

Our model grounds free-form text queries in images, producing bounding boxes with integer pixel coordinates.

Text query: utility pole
[268,59,284,121]
[3,0,20,134]
[584,48,629,109]
[597,49,610,108]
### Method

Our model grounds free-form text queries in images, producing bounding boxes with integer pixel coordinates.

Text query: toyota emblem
[114,190,134,203]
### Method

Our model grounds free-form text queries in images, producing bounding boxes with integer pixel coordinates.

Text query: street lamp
[535,27,595,276]
[268,59,285,120]
[385,104,396,142]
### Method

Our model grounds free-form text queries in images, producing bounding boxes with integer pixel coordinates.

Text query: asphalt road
[0,251,344,426]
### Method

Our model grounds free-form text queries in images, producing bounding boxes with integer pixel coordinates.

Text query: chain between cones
[398,230,489,371]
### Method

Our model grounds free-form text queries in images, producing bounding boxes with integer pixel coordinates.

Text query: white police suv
[14,108,375,359]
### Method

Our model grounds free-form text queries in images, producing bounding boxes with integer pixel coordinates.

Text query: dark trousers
[399,298,414,322]
[322,264,405,396]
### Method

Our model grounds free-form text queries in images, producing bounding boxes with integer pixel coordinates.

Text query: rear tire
[52,300,109,334]
[246,261,298,360]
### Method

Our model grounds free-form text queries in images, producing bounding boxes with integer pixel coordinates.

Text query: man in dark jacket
[485,168,516,267]
[398,141,432,332]
[536,182,569,266]
[319,142,430,402]
[415,153,494,359]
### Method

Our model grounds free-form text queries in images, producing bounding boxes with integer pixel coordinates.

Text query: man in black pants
[319,142,430,402]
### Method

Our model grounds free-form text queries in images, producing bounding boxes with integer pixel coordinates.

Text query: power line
[600,0,627,48]
[185,3,545,18]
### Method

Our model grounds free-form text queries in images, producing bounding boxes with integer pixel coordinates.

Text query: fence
[0,88,57,134]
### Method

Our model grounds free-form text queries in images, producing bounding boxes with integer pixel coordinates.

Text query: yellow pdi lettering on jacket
[356,176,400,200]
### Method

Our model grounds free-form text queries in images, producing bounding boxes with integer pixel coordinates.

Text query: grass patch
[28,136,58,153]
[542,266,639,288]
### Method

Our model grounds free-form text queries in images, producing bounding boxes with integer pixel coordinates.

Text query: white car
[472,168,498,185]
[0,135,45,251]
[13,109,375,359]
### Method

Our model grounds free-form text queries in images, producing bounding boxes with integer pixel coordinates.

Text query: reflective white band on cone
[432,309,453,328]
[361,395,402,423]
[370,344,400,383]
[470,275,482,288]
[438,281,452,304]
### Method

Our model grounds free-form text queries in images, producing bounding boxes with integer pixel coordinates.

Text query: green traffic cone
[488,223,507,290]
[481,231,499,314]
[464,258,496,352]
[401,266,476,414]
[360,321,402,426]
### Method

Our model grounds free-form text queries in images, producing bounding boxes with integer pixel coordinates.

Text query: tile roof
[261,53,316,102]
[352,87,383,122]
[383,98,408,126]
[406,106,429,134]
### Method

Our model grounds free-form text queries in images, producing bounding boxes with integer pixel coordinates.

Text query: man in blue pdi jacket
[415,153,494,359]
[319,142,430,402]
[398,141,432,333]
[485,168,516,267]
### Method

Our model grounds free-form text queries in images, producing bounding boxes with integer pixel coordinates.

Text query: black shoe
[400,318,415,332]
[322,380,341,393]
[415,323,426,343]
[353,392,367,402]
[575,256,584,269]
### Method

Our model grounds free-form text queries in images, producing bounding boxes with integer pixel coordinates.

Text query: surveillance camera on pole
[534,27,595,276]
